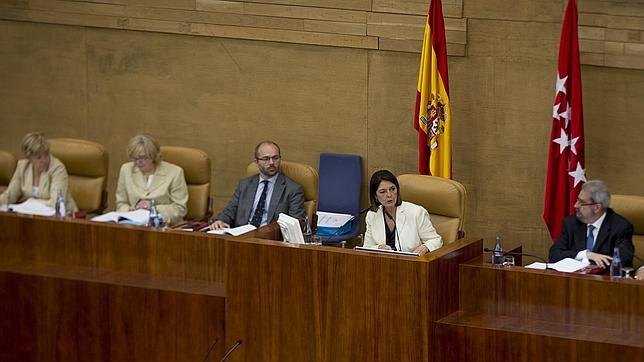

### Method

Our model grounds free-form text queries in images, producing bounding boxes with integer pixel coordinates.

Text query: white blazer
[364,201,442,253]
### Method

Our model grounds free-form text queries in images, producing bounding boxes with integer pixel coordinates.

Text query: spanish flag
[414,0,452,178]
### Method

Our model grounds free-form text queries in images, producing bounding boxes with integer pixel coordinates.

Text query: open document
[207,224,256,236]
[91,209,150,226]
[8,199,55,217]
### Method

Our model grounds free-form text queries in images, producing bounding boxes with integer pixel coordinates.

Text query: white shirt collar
[258,173,279,185]
[589,210,607,231]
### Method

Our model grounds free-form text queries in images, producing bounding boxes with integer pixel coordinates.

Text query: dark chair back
[317,153,362,242]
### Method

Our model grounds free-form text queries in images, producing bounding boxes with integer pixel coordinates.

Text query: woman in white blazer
[363,170,442,255]
[115,134,188,224]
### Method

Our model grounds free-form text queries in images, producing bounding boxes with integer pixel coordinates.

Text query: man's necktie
[250,180,269,227]
[586,224,595,251]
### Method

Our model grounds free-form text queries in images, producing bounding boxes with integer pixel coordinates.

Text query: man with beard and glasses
[209,141,305,229]
[549,180,635,269]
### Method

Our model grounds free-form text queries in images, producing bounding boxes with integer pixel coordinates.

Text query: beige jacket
[115,161,188,224]
[0,156,77,212]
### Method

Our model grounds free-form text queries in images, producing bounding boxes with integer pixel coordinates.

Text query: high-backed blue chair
[316,153,362,242]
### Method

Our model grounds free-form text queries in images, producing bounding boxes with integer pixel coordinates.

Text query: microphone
[202,337,219,362]
[483,248,549,267]
[220,339,242,361]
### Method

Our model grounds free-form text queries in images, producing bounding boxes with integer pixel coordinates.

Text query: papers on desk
[525,258,589,273]
[9,199,55,217]
[316,211,354,228]
[91,209,150,225]
[207,224,256,236]
[524,262,548,270]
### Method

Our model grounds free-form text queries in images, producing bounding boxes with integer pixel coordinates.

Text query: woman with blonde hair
[0,132,77,212]
[115,133,188,224]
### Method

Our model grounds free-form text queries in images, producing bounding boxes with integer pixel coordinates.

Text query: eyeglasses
[575,198,598,207]
[256,155,281,162]
[377,186,397,195]
[132,155,150,162]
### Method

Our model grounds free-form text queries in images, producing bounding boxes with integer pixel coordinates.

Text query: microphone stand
[201,337,219,362]
[220,340,242,361]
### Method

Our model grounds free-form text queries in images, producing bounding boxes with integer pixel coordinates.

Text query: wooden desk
[435,258,644,361]
[0,212,482,361]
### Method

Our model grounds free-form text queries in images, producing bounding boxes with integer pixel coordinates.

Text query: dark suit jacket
[214,173,306,227]
[549,208,634,267]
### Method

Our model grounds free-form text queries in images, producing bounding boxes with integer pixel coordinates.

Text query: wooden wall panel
[235,0,372,11]
[0,0,468,54]
[372,0,463,17]
[2,1,644,65]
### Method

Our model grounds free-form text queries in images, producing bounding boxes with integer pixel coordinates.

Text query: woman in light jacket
[363,170,442,255]
[0,132,77,212]
[115,133,188,224]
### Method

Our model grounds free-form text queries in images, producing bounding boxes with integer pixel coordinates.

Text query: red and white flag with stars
[544,0,585,240]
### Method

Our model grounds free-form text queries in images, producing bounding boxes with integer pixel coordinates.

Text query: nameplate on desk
[354,246,419,257]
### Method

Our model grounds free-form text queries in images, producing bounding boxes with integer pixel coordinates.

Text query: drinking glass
[502,255,515,267]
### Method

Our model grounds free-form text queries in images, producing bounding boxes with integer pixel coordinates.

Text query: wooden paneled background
[1,0,644,258]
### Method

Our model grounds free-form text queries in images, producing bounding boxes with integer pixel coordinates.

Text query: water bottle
[55,191,66,218]
[303,215,312,244]
[148,199,161,228]
[610,247,622,279]
[492,235,504,265]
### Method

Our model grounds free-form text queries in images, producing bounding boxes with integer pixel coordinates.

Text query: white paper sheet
[207,224,257,236]
[91,209,150,225]
[9,198,55,217]
[316,211,354,228]
[547,258,589,273]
